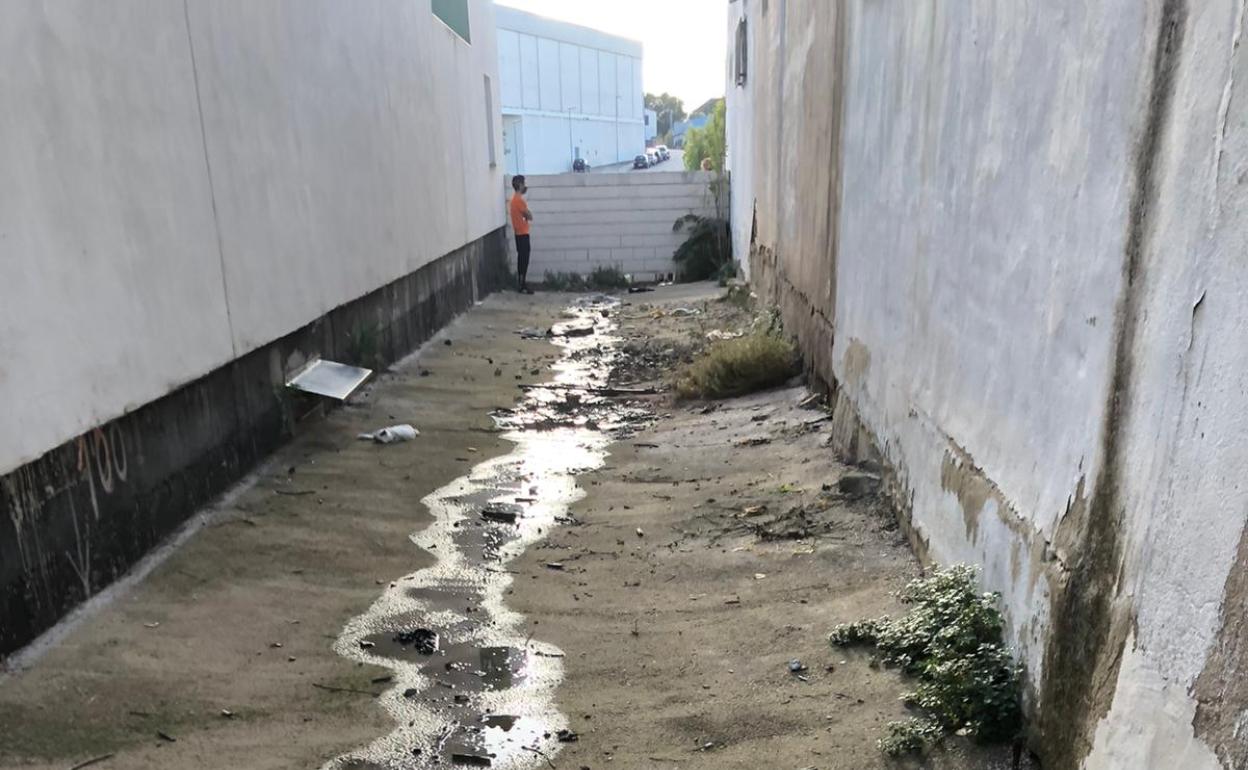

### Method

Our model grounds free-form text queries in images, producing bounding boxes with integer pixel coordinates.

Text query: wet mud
[325,298,650,770]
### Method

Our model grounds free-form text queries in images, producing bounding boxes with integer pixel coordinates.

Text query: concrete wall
[730,0,1248,767]
[496,6,644,174]
[0,0,504,479]
[505,171,721,280]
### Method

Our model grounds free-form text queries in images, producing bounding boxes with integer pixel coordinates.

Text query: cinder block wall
[505,171,723,281]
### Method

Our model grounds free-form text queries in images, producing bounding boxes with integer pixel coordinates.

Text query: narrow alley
[1,287,1019,769]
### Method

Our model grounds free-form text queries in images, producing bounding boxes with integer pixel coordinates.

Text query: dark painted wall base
[0,228,510,657]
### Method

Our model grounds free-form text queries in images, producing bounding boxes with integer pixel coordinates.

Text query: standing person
[509,176,534,294]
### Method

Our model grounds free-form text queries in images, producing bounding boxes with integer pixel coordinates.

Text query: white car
[656,145,671,161]
[645,149,659,166]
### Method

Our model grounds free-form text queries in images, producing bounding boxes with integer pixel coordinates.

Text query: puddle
[325,298,650,769]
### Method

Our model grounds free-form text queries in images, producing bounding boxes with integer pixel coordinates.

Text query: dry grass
[675,333,798,400]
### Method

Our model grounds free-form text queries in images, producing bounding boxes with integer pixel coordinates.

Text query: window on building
[432,0,471,43]
[484,75,496,167]
[734,19,748,86]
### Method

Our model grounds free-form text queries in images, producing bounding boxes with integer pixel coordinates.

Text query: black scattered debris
[837,472,881,499]
[481,503,520,524]
[451,751,493,766]
[403,688,419,698]
[156,731,177,743]
[69,754,115,770]
[371,675,393,684]
[556,729,580,743]
[393,628,439,654]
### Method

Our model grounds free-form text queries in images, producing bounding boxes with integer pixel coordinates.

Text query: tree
[644,92,686,138]
[682,98,726,173]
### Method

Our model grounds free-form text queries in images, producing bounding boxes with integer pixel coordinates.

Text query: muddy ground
[0,285,1024,770]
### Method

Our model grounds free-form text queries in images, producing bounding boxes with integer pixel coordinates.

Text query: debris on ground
[837,472,881,499]
[357,424,419,443]
[517,327,549,339]
[481,503,521,524]
[788,659,808,673]
[392,628,439,655]
[550,321,596,338]
[555,729,579,743]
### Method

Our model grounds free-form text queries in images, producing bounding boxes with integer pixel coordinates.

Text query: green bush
[830,565,1023,755]
[675,333,797,400]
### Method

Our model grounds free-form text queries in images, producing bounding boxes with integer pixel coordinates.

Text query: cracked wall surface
[727,0,1248,766]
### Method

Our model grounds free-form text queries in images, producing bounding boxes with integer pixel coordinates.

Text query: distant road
[592,149,686,174]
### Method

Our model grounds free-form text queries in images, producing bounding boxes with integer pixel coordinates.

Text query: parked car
[633,154,649,170]
[656,144,670,161]
[572,158,589,172]
[645,149,659,166]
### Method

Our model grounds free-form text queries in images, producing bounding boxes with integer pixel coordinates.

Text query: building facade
[495,6,644,174]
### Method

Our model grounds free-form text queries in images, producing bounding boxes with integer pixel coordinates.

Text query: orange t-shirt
[509,193,530,236]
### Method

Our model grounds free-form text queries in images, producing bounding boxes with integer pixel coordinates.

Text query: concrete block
[534,233,621,249]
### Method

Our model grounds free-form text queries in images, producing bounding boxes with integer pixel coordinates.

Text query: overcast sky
[495,0,728,110]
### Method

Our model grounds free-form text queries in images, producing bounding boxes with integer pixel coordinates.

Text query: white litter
[706,329,744,341]
[357,424,419,443]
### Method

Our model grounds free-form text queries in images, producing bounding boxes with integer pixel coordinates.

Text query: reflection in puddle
[325,299,649,769]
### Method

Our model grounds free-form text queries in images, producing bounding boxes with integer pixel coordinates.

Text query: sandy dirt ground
[0,285,1026,770]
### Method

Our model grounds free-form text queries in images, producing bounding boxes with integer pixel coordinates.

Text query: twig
[70,755,115,770]
[312,682,378,697]
[274,489,315,496]
[522,745,557,769]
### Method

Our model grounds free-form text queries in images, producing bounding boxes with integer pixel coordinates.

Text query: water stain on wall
[1193,521,1248,769]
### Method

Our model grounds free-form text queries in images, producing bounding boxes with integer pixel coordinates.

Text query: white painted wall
[0,0,504,476]
[505,172,720,279]
[732,0,1248,765]
[496,6,644,173]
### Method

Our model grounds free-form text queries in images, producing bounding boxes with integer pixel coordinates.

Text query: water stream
[325,298,648,770]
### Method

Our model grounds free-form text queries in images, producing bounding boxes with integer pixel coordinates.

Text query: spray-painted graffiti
[1,420,136,607]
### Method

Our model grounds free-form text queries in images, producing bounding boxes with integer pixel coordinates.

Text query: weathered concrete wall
[730,0,1248,766]
[506,171,722,280]
[725,1,755,282]
[0,0,505,478]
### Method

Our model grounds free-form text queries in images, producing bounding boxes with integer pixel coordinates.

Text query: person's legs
[515,234,531,292]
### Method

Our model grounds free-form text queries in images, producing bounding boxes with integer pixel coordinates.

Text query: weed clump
[543,265,631,292]
[674,333,797,400]
[542,271,588,292]
[589,265,630,289]
[829,565,1023,756]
